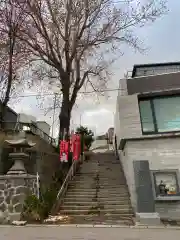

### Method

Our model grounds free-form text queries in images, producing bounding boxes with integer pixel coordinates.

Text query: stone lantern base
[7,153,29,175]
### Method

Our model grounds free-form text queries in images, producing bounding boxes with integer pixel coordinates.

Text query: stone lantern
[0,131,37,224]
[4,131,36,175]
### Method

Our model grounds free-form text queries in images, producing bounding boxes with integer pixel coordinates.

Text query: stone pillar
[133,160,161,225]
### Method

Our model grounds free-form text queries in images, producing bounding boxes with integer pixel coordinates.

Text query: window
[139,101,155,132]
[139,96,180,134]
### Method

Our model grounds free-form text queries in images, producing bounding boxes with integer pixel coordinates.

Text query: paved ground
[1,226,180,240]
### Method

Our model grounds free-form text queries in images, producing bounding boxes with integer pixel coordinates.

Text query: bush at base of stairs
[21,168,67,223]
[21,186,58,223]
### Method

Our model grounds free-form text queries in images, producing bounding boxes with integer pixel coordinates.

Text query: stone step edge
[63,201,131,204]
[54,214,134,218]
[67,189,129,191]
[59,210,133,213]
[65,193,130,195]
[61,205,132,208]
[24,224,180,230]
[64,196,130,198]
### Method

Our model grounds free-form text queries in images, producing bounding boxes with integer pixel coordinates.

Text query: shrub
[22,169,65,222]
[22,186,58,222]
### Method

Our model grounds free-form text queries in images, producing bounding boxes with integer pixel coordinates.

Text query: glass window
[153,97,180,132]
[139,100,155,132]
[139,96,180,134]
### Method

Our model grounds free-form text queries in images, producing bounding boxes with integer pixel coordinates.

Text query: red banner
[60,134,81,162]
[73,134,81,161]
[70,134,76,153]
[59,140,69,162]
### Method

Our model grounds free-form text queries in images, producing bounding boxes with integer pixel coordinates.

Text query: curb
[0,224,180,230]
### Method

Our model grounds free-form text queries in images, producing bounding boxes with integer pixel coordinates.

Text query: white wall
[120,138,180,220]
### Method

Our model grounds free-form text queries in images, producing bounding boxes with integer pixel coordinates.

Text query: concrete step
[72,175,125,182]
[69,182,127,189]
[68,186,128,190]
[76,171,124,174]
[62,200,131,206]
[67,187,128,192]
[60,205,132,211]
[66,191,129,196]
[66,190,129,195]
[59,208,133,215]
[52,214,134,225]
[73,180,126,184]
[71,178,126,182]
[64,196,130,202]
[65,192,129,197]
[75,176,124,179]
[75,172,124,176]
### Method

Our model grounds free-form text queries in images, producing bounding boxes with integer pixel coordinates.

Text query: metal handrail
[51,158,81,214]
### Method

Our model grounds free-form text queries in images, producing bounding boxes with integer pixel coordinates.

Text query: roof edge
[132,62,180,78]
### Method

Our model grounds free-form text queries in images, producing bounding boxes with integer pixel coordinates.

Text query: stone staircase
[56,150,134,225]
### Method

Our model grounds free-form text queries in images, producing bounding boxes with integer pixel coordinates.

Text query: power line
[10,87,126,99]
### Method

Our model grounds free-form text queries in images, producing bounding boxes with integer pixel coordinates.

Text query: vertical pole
[51,93,57,139]
[36,172,40,199]
[80,114,82,126]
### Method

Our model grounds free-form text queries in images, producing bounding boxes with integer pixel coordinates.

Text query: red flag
[60,140,69,162]
[70,134,76,153]
[73,134,81,160]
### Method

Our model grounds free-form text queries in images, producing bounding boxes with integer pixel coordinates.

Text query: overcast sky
[12,0,180,137]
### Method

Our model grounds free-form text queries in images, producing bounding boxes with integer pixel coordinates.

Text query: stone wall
[0,174,36,223]
[119,137,180,220]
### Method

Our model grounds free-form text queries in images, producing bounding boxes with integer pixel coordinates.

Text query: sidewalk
[1,225,180,240]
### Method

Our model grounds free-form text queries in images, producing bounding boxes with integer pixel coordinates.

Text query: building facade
[114,62,180,221]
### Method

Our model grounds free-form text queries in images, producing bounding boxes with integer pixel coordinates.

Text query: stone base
[136,212,161,226]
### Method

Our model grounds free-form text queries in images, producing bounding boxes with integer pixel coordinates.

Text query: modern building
[114,62,180,223]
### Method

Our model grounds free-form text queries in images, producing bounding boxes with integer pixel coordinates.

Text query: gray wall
[115,94,142,146]
[119,138,180,220]
[127,71,180,95]
[2,106,18,129]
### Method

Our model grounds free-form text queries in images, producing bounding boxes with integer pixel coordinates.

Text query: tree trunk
[0,30,14,130]
[0,102,6,129]
[59,96,71,141]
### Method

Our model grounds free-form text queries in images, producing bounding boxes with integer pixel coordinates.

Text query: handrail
[51,158,81,215]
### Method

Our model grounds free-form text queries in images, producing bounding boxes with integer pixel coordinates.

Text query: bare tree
[0,0,30,128]
[17,0,167,139]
